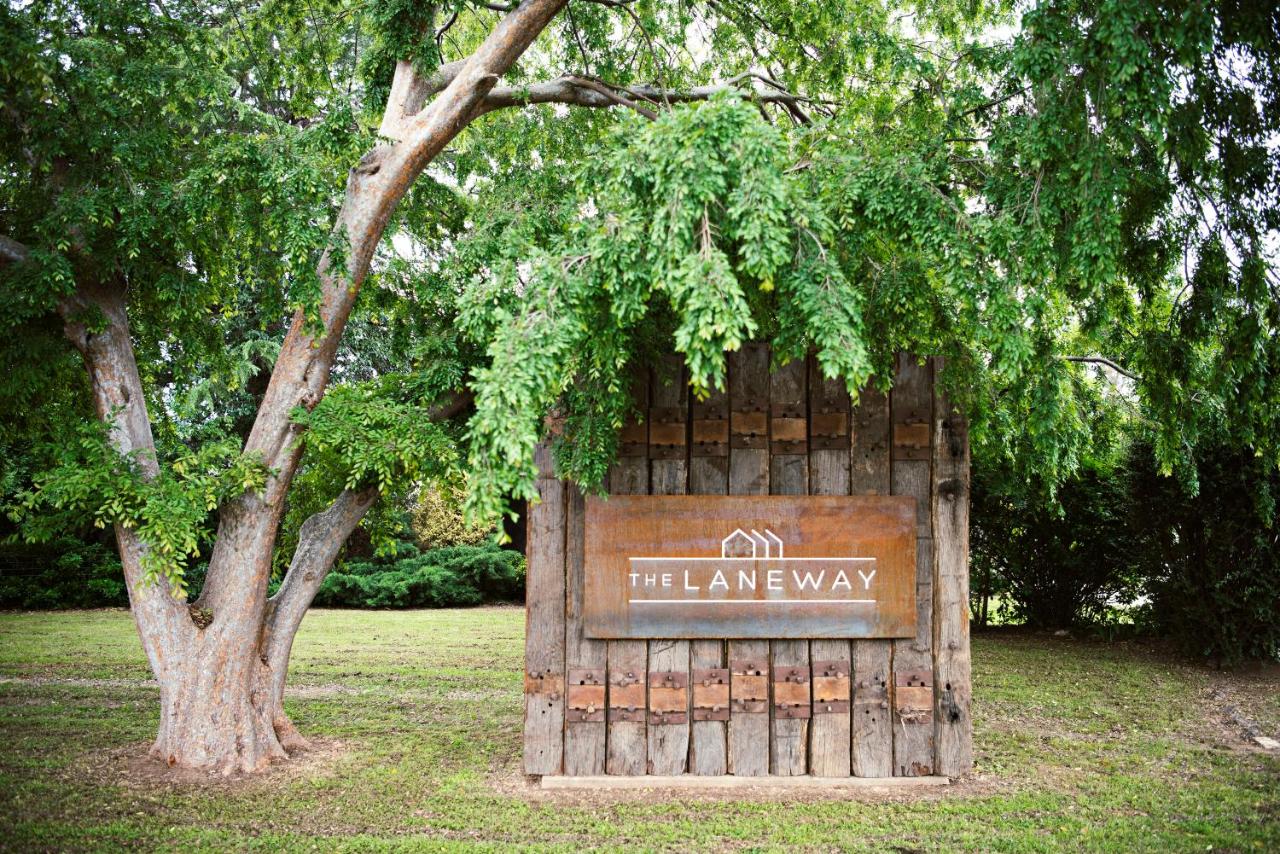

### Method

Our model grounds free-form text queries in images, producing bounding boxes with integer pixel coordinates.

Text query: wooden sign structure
[523,345,973,780]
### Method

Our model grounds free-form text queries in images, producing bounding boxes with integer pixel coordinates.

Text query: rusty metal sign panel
[582,495,916,639]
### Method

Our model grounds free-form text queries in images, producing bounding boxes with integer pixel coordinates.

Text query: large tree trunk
[146,488,376,774]
[151,627,286,772]
[50,0,567,776]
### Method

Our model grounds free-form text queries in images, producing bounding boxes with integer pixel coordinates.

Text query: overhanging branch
[377,61,826,139]
[476,73,825,121]
[1063,356,1140,382]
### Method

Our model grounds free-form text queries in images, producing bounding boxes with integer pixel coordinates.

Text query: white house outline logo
[721,528,784,558]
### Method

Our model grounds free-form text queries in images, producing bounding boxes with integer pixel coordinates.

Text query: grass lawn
[0,608,1276,852]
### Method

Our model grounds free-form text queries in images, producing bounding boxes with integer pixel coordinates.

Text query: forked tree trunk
[52,0,569,775]
[149,489,377,772]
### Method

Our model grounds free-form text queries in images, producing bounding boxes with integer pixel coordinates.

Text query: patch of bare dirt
[70,737,349,791]
[1200,672,1280,755]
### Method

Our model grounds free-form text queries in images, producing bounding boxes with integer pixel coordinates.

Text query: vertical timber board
[689,383,729,775]
[891,354,935,777]
[647,356,690,775]
[727,344,770,776]
[850,383,893,777]
[932,359,974,776]
[728,343,769,496]
[770,356,809,776]
[606,370,649,776]
[851,385,892,495]
[524,441,566,775]
[808,357,852,777]
[563,485,606,775]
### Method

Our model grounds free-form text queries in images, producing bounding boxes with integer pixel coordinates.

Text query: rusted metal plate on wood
[648,670,689,725]
[895,669,934,724]
[773,665,811,720]
[692,668,730,721]
[730,411,767,449]
[618,420,648,457]
[692,418,730,456]
[525,670,564,697]
[582,495,917,639]
[648,406,687,461]
[608,669,646,723]
[730,660,769,713]
[811,411,849,450]
[812,660,850,715]
[566,668,605,723]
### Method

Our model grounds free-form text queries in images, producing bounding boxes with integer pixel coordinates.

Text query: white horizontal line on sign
[628,599,875,604]
[628,557,875,562]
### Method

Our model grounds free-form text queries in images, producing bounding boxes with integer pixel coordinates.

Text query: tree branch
[564,75,658,119]
[202,0,568,621]
[55,281,191,676]
[428,387,475,421]
[260,485,378,748]
[473,73,823,121]
[1062,356,1140,381]
[0,234,30,265]
[377,59,468,140]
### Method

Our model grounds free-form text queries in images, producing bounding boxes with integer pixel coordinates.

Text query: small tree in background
[411,484,495,551]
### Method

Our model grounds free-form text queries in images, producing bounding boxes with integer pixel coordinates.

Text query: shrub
[1130,443,1280,664]
[313,542,523,609]
[971,456,1141,629]
[410,485,494,550]
[0,538,127,609]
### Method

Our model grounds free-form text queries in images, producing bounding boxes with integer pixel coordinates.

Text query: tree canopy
[3,0,1278,579]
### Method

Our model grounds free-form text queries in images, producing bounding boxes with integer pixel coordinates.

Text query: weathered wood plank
[851,638,893,777]
[849,378,893,776]
[851,385,891,495]
[891,353,935,777]
[809,358,852,777]
[932,359,973,777]
[689,382,729,775]
[647,356,690,775]
[606,371,649,776]
[770,357,808,776]
[727,344,770,776]
[563,485,606,776]
[524,441,566,775]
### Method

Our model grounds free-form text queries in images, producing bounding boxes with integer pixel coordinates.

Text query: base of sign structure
[539,775,951,791]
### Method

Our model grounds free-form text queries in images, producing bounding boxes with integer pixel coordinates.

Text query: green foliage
[1131,442,1280,665]
[458,97,879,521]
[313,543,524,608]
[2,0,1278,638]
[972,456,1141,630]
[0,538,126,609]
[292,382,457,494]
[6,423,267,597]
[973,384,1280,662]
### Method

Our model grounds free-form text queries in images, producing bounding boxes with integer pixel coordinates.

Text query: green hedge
[312,543,524,609]
[0,539,522,611]
[0,538,127,609]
